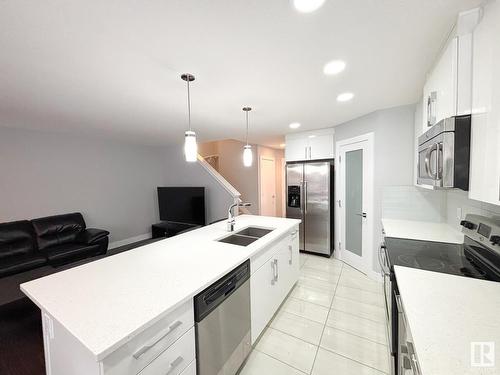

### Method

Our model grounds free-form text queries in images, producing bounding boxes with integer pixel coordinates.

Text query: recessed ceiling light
[337,92,354,102]
[292,0,326,13]
[323,60,346,75]
[308,135,316,138]
[289,122,301,129]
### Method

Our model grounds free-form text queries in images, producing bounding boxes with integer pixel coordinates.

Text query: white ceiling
[0,0,482,148]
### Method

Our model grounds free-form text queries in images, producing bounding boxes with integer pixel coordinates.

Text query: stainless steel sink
[217,234,259,246]
[217,226,275,246]
[234,227,274,238]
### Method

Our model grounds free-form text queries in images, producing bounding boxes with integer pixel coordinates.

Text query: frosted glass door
[345,150,363,257]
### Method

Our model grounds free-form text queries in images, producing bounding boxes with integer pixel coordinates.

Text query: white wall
[0,127,235,245]
[334,104,416,273]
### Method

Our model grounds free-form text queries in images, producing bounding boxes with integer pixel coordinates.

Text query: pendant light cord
[186,79,192,132]
[245,110,249,145]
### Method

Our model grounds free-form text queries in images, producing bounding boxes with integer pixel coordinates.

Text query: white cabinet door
[309,134,334,160]
[250,255,279,344]
[469,1,500,205]
[285,137,308,161]
[422,37,458,132]
[278,231,300,296]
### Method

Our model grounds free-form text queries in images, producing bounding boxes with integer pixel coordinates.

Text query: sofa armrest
[77,228,109,245]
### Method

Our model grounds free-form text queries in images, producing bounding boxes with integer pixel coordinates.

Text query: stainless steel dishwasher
[194,260,251,375]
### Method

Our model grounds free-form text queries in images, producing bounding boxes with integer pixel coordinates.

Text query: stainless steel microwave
[417,115,471,190]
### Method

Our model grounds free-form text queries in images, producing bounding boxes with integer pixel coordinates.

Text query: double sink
[217,226,275,246]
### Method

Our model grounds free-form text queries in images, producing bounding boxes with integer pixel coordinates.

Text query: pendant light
[181,73,198,162]
[242,107,253,167]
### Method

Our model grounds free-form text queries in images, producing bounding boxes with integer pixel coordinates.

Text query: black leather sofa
[0,213,109,279]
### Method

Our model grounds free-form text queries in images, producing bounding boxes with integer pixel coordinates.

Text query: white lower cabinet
[41,300,195,375]
[250,226,300,343]
[138,328,195,375]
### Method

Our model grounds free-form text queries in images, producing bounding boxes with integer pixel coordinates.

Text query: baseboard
[108,233,152,250]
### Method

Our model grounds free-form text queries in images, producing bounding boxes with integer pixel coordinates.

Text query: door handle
[356,212,367,218]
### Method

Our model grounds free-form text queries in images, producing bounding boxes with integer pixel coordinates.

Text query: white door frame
[335,132,375,277]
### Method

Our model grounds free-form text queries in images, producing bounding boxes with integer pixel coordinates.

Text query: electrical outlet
[457,207,462,220]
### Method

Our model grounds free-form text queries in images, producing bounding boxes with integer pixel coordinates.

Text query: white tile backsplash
[382,186,446,222]
[381,185,500,231]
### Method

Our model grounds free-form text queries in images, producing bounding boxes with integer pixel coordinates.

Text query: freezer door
[304,162,331,255]
[286,163,305,251]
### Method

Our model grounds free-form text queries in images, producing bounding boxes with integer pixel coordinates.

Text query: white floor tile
[297,276,337,293]
[301,267,341,283]
[335,285,385,308]
[270,310,324,345]
[320,327,390,373]
[240,350,306,375]
[338,273,383,294]
[291,285,334,308]
[312,348,386,375]
[326,310,388,345]
[302,257,343,274]
[255,328,317,374]
[280,297,330,324]
[331,296,387,323]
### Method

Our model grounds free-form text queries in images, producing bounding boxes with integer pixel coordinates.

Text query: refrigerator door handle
[304,180,308,214]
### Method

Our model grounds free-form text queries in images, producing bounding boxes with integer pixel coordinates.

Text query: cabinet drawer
[250,237,285,273]
[139,328,195,375]
[103,300,194,375]
[180,360,196,375]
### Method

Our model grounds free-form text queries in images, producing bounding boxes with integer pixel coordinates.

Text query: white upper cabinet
[285,129,334,161]
[421,8,480,133]
[468,2,500,205]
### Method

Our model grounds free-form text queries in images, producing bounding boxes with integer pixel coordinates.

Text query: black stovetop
[384,236,500,280]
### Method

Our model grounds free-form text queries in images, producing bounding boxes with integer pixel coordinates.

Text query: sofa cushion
[46,243,101,265]
[0,254,47,278]
[0,220,37,261]
[32,213,86,251]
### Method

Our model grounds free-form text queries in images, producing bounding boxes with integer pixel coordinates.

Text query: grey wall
[162,144,235,224]
[0,127,235,245]
[0,127,166,244]
[334,104,416,272]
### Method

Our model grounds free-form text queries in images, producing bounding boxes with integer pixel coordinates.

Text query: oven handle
[378,243,390,276]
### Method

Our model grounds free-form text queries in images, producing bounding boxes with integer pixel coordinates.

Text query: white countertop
[382,219,463,244]
[395,266,500,375]
[21,215,300,361]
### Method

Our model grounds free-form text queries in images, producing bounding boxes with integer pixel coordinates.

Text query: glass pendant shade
[243,145,253,167]
[184,130,198,162]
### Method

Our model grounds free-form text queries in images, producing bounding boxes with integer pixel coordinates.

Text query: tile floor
[240,252,390,375]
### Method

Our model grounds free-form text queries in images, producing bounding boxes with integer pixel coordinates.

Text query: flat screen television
[157,187,206,225]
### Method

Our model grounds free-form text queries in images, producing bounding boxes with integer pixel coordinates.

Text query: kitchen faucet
[227,202,251,232]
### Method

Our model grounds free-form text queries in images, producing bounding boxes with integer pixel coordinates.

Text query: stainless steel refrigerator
[286,161,334,256]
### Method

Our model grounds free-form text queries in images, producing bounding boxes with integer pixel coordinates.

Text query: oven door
[378,244,395,354]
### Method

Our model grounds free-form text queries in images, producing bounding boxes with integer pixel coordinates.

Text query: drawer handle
[166,356,184,374]
[289,245,293,265]
[133,320,183,359]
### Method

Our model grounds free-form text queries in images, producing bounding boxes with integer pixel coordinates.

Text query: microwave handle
[424,143,438,180]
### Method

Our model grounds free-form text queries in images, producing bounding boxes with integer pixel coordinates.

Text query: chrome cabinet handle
[289,245,293,265]
[166,356,184,374]
[308,146,311,159]
[274,259,279,281]
[271,260,276,284]
[133,320,183,359]
[377,243,385,273]
[304,147,307,159]
[395,294,403,313]
[427,91,437,127]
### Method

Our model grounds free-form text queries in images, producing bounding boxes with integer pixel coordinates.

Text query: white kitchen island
[21,215,301,375]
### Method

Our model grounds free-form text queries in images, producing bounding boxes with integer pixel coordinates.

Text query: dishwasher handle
[194,260,250,322]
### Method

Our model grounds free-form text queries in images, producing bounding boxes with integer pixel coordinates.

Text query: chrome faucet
[227,202,251,232]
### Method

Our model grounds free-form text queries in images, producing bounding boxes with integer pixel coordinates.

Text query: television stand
[152,221,201,239]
